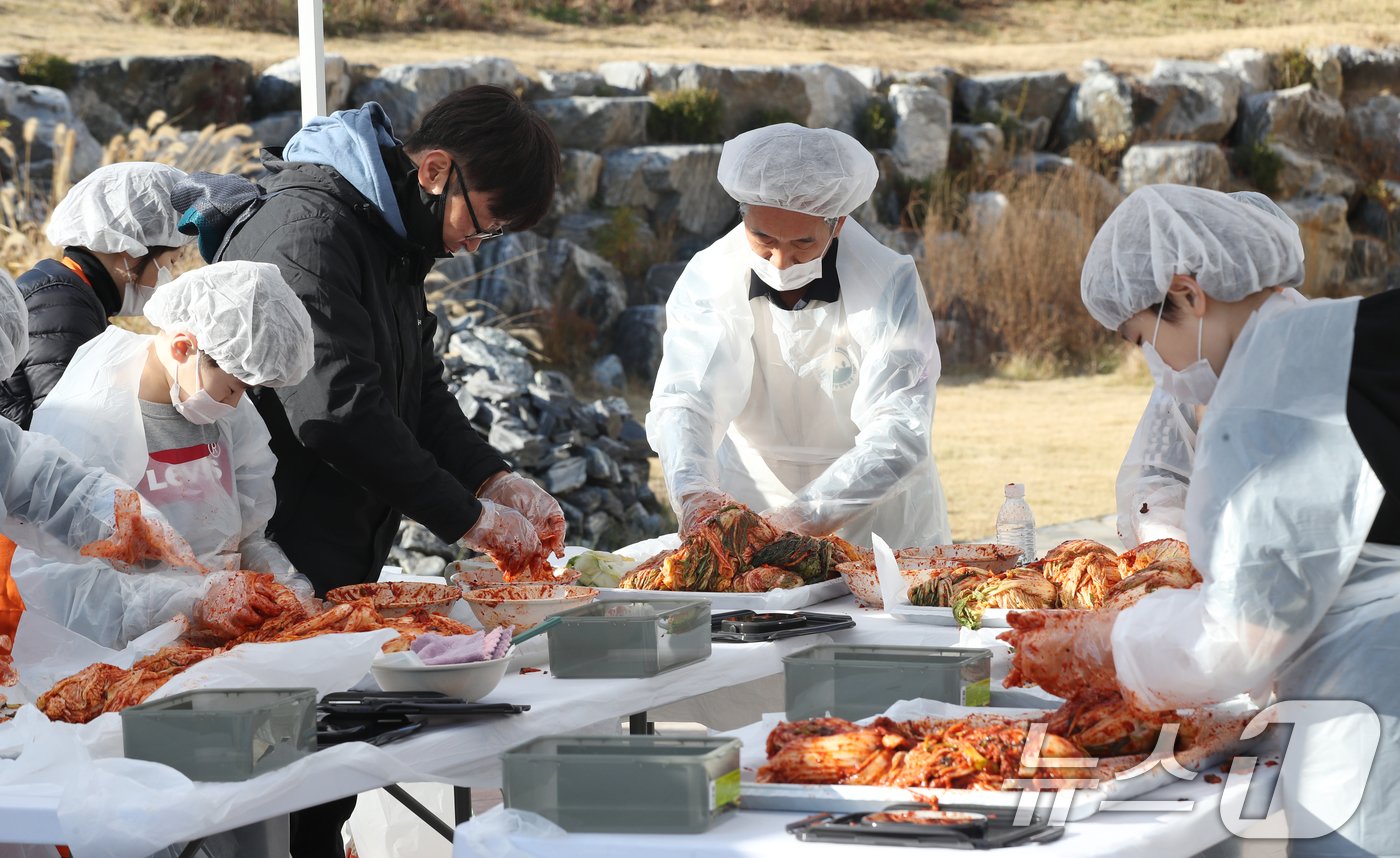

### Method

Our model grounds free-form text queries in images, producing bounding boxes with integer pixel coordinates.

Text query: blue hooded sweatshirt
[283,102,408,238]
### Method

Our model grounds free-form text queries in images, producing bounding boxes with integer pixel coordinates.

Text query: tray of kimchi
[881,538,1202,630]
[568,504,857,612]
[732,693,1257,822]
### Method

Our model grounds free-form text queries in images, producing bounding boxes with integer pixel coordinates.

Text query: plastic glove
[762,504,819,536]
[79,489,203,572]
[193,571,286,641]
[677,488,738,538]
[0,637,15,687]
[464,499,552,582]
[479,472,566,558]
[998,608,1120,700]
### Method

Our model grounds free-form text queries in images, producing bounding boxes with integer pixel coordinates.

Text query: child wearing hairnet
[0,269,199,685]
[10,260,320,648]
[1004,184,1400,856]
[0,163,194,429]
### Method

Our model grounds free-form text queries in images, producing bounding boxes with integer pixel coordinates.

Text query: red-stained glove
[677,488,738,539]
[194,572,283,641]
[80,489,203,572]
[479,472,566,558]
[998,608,1121,700]
[463,500,552,582]
[0,637,16,687]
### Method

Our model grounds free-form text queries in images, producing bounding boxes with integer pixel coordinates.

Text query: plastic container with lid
[783,644,992,720]
[121,687,317,781]
[502,735,741,833]
[546,598,711,679]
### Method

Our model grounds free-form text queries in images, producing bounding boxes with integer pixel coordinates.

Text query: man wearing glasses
[219,85,565,602]
[213,85,562,857]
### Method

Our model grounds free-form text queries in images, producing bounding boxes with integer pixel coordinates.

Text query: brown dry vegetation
[2,0,1395,75]
[918,156,1124,375]
[0,113,260,278]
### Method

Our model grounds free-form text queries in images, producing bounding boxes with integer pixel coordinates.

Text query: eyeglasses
[450,162,505,242]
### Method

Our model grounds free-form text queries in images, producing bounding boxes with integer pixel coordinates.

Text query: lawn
[641,364,1152,542]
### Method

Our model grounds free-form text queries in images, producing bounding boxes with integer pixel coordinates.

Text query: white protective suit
[0,269,185,564]
[1110,296,1399,856]
[1116,287,1309,546]
[648,218,949,548]
[12,328,294,647]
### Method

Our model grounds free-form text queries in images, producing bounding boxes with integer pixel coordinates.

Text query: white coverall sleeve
[783,267,937,534]
[1110,299,1380,710]
[0,420,210,649]
[0,418,122,559]
[1115,386,1197,547]
[647,257,755,511]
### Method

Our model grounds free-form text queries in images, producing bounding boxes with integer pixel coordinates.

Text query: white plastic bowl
[461,583,598,632]
[447,559,579,591]
[371,650,513,701]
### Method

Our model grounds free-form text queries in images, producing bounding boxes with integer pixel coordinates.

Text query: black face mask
[386,146,451,259]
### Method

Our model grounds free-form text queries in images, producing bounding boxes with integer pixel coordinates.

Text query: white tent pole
[298,0,327,123]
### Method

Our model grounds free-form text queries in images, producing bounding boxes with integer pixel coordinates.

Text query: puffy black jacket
[0,251,121,428]
[219,154,509,594]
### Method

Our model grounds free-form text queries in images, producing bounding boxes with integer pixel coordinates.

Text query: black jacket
[219,155,509,594]
[0,250,121,428]
[1349,287,1400,545]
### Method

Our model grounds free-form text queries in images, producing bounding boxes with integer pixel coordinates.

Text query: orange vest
[0,535,21,659]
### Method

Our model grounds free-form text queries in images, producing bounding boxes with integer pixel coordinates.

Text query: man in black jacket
[204,86,564,858]
[216,86,565,597]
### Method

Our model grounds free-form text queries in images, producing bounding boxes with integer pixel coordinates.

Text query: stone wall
[3,45,1398,556]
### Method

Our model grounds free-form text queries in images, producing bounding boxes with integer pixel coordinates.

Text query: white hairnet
[0,269,28,379]
[717,123,878,218]
[45,162,194,257]
[1080,184,1305,330]
[145,261,314,388]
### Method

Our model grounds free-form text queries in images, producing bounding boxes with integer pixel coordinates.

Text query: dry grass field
[2,0,1396,75]
[639,358,1152,542]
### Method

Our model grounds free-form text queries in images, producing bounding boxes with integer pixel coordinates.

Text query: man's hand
[80,489,203,572]
[677,489,738,538]
[998,608,1121,699]
[762,504,817,536]
[463,500,553,582]
[479,472,566,558]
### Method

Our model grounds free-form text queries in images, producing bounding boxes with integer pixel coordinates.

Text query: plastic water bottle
[995,483,1036,565]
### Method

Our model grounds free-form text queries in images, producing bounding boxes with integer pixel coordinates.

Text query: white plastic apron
[716,296,940,548]
[1274,541,1400,857]
[136,436,242,570]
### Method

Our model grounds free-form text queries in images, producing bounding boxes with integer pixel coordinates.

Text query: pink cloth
[411,627,511,665]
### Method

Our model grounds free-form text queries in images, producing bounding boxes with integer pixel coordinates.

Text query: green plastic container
[503,735,740,833]
[783,644,992,720]
[546,599,711,679]
[121,688,316,781]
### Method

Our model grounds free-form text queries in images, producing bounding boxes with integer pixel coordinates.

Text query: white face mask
[749,233,834,293]
[171,350,237,425]
[116,263,171,317]
[1141,299,1219,406]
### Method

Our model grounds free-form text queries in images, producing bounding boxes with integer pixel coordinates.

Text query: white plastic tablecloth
[1,592,963,857]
